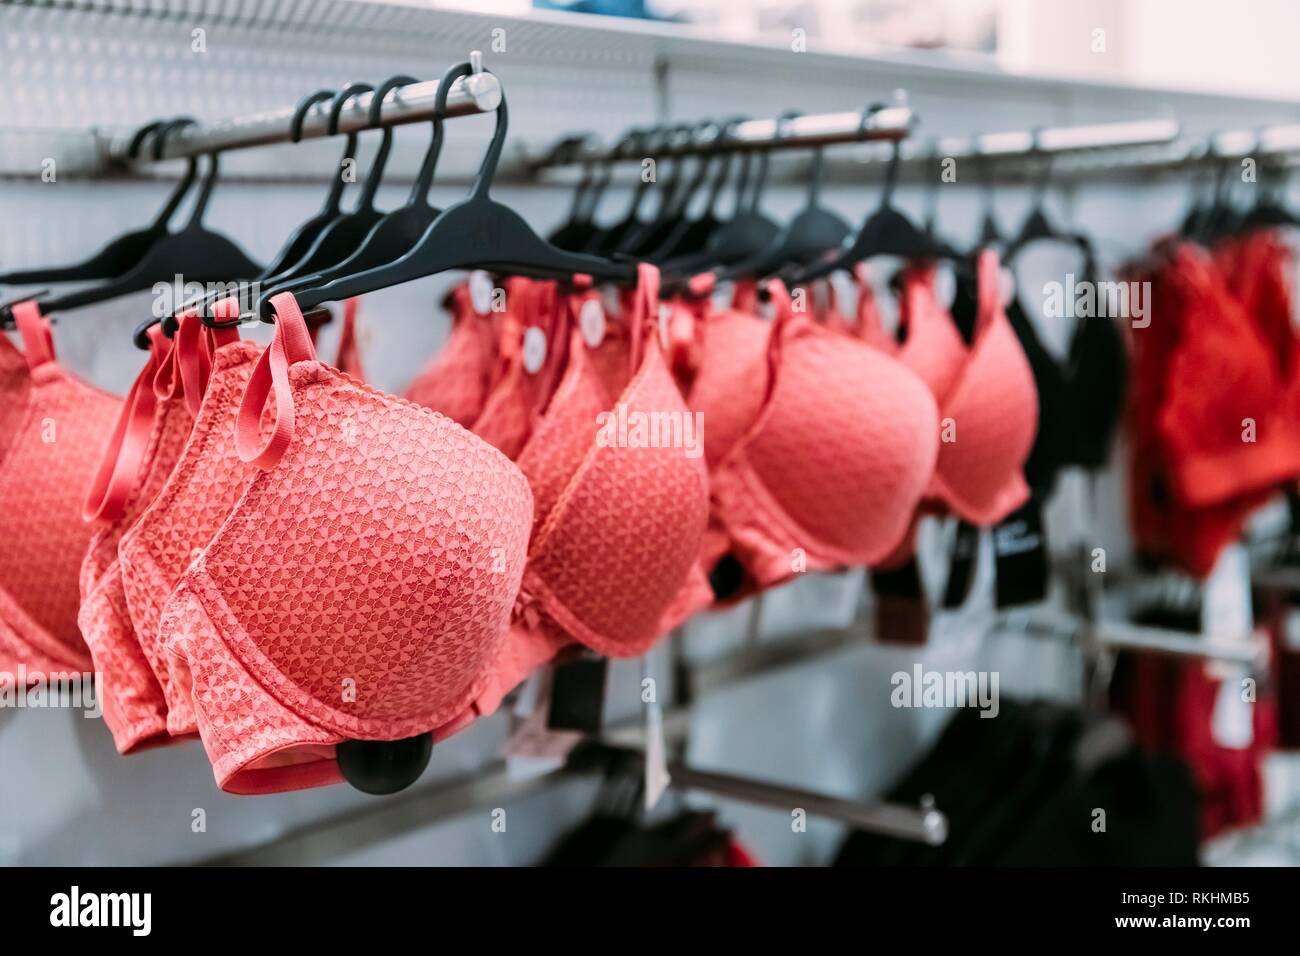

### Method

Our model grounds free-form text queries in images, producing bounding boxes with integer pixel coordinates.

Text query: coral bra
[0,302,120,677]
[696,275,941,597]
[859,251,1038,526]
[155,292,534,793]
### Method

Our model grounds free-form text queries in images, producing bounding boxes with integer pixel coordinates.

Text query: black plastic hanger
[639,120,735,262]
[581,124,670,255]
[974,153,1004,248]
[256,76,414,290]
[1002,139,1093,269]
[1238,150,1300,231]
[267,65,465,302]
[658,130,781,279]
[719,110,852,281]
[148,88,362,341]
[648,116,747,264]
[263,61,635,322]
[0,119,199,288]
[547,133,608,250]
[790,104,959,286]
[2,117,263,325]
[254,87,361,279]
[614,121,712,258]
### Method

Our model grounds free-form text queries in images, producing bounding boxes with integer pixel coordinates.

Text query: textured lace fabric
[514,265,709,659]
[706,279,940,592]
[118,319,258,740]
[1128,240,1300,576]
[405,283,497,426]
[1217,229,1300,421]
[470,279,557,459]
[861,252,1037,526]
[0,302,120,677]
[160,293,533,794]
[78,327,197,752]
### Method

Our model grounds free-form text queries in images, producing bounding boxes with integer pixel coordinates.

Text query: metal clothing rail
[104,53,503,167]
[534,104,916,167]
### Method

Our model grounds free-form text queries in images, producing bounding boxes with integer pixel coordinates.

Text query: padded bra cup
[705,281,941,587]
[863,252,1039,525]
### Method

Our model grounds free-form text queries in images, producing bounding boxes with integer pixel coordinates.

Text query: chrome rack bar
[923,117,1182,161]
[534,103,915,167]
[1013,608,1265,667]
[666,760,948,845]
[104,51,502,167]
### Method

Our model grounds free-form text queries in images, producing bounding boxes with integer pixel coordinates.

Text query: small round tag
[468,269,494,316]
[522,326,547,374]
[658,303,672,349]
[579,298,606,348]
[998,265,1017,309]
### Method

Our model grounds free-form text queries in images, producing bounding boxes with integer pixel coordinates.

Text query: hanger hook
[289,88,335,144]
[860,102,898,206]
[1029,127,1054,209]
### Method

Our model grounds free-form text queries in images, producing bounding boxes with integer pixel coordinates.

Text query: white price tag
[468,270,495,316]
[1210,668,1254,750]
[579,298,606,348]
[1201,544,1253,642]
[642,654,670,810]
[522,326,547,374]
[1286,610,1300,652]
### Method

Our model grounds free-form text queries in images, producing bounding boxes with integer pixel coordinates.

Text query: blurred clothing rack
[105,55,503,168]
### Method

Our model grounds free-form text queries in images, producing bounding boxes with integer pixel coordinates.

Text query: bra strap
[10,301,56,370]
[334,297,365,380]
[235,292,316,470]
[976,248,1002,325]
[170,309,216,416]
[83,326,170,523]
[629,262,661,373]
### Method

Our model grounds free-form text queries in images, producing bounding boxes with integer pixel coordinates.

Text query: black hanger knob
[337,735,433,795]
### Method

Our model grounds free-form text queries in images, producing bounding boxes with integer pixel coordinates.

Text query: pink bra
[157,293,533,794]
[699,278,941,596]
[404,283,497,426]
[859,252,1037,525]
[110,313,250,747]
[0,302,120,677]
[489,265,711,697]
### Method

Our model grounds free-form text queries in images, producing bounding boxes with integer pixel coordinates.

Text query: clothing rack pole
[103,55,502,167]
[665,759,949,845]
[1016,609,1264,667]
[533,104,916,167]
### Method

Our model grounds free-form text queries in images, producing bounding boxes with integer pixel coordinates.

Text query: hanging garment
[156,293,534,794]
[1002,252,1128,497]
[500,264,710,677]
[1110,647,1276,839]
[116,313,254,741]
[857,251,1038,526]
[404,283,498,426]
[77,326,196,752]
[0,302,120,677]
[1127,240,1300,576]
[701,273,940,597]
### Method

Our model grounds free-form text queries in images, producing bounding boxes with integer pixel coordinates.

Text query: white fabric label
[579,298,606,348]
[657,303,672,351]
[501,670,581,780]
[1210,668,1254,750]
[1286,610,1300,651]
[1201,544,1253,642]
[468,269,494,316]
[642,655,671,810]
[522,326,547,374]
